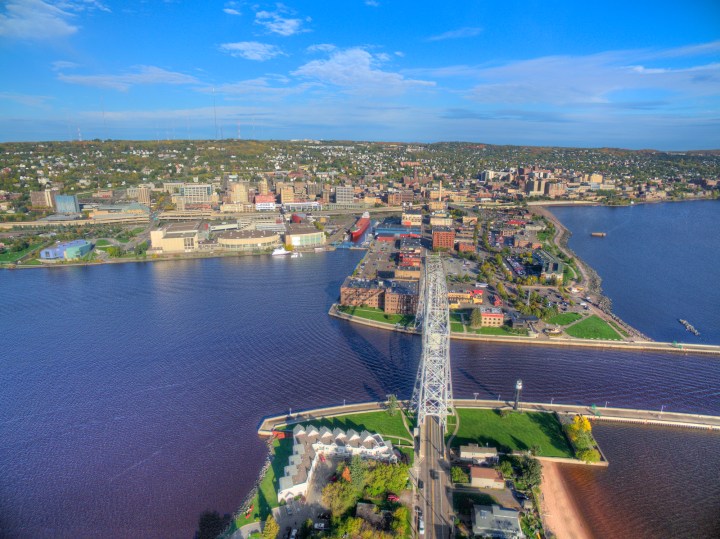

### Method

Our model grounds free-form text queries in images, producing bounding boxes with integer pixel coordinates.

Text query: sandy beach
[539,461,595,539]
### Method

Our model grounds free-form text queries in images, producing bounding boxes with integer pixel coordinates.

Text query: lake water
[1,201,719,538]
[551,200,720,345]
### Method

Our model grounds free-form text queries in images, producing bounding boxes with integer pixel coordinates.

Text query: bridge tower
[411,255,454,430]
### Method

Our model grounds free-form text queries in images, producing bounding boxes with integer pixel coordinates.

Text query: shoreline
[329,305,720,356]
[539,460,596,539]
[1,246,336,270]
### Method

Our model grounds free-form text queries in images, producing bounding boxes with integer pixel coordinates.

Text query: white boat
[272,248,290,256]
[291,252,303,258]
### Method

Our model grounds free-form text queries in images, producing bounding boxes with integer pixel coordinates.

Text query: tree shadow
[526,412,574,455]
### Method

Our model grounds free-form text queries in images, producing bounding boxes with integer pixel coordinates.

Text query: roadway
[418,416,452,539]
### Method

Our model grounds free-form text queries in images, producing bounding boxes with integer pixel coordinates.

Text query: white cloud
[0,0,78,39]
[51,60,80,71]
[293,47,434,94]
[394,51,405,58]
[255,7,307,36]
[428,27,482,41]
[219,41,284,61]
[209,77,316,100]
[223,8,241,16]
[307,43,336,53]
[365,0,380,6]
[0,91,53,107]
[57,65,200,91]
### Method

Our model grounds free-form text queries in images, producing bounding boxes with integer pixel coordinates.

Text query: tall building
[257,178,269,195]
[335,185,354,205]
[137,186,151,206]
[55,194,80,214]
[230,182,249,204]
[30,190,54,208]
[280,185,295,205]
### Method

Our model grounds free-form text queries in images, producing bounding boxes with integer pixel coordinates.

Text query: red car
[387,494,400,502]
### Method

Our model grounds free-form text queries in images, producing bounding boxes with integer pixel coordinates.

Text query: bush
[577,449,601,463]
[451,466,469,484]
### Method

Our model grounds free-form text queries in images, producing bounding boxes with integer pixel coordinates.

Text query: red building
[432,226,456,251]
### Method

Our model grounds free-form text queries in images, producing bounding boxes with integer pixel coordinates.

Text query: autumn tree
[262,515,279,539]
[470,308,483,328]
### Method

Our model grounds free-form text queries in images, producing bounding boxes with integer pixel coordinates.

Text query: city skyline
[1,0,719,149]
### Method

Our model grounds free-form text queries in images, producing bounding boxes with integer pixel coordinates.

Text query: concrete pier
[258,399,720,436]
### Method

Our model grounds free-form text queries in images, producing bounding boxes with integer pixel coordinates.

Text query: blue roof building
[55,195,80,214]
[40,240,92,260]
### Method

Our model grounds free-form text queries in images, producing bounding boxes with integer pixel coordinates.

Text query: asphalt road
[419,416,452,539]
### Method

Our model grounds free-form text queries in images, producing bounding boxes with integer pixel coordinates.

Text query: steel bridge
[411,254,453,430]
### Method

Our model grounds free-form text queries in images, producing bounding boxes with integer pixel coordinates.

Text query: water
[550,200,720,344]
[1,216,719,537]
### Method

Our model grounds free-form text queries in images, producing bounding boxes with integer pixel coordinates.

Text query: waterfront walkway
[329,305,720,356]
[258,399,720,436]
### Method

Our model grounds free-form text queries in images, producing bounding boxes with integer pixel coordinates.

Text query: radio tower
[412,255,453,430]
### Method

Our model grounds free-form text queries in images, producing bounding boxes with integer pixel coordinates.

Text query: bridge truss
[411,255,453,430]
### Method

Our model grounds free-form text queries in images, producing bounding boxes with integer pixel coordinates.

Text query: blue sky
[1,0,719,149]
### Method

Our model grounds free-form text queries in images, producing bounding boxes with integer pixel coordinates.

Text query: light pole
[605,401,609,408]
[550,397,554,405]
[343,398,346,407]
[473,392,479,402]
[660,405,665,416]
[497,394,501,402]
[289,407,292,416]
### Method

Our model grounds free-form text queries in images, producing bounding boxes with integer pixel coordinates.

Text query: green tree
[517,456,542,488]
[451,466,469,484]
[470,308,483,328]
[349,455,368,492]
[391,506,410,536]
[322,478,357,516]
[499,460,513,478]
[262,514,280,539]
[364,463,409,497]
[386,393,399,416]
[577,449,601,463]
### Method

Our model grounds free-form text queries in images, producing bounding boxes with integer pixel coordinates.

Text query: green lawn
[450,408,574,458]
[299,410,411,441]
[20,258,42,265]
[564,315,622,340]
[546,312,583,325]
[95,239,112,247]
[131,227,145,235]
[608,319,629,337]
[469,326,528,336]
[451,321,465,333]
[337,305,415,326]
[0,242,45,263]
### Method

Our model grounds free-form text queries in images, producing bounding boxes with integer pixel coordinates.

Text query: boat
[591,232,607,237]
[291,251,302,258]
[272,247,290,256]
[349,212,371,241]
[678,319,700,336]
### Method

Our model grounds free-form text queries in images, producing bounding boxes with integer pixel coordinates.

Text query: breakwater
[258,399,720,436]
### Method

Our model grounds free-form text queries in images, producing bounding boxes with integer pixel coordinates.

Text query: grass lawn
[95,239,112,247]
[451,321,465,333]
[19,258,42,265]
[565,315,622,340]
[0,242,45,263]
[337,305,415,326]
[469,326,528,336]
[450,408,574,458]
[608,319,629,337]
[299,410,411,441]
[453,492,498,515]
[546,312,583,326]
[131,227,145,235]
